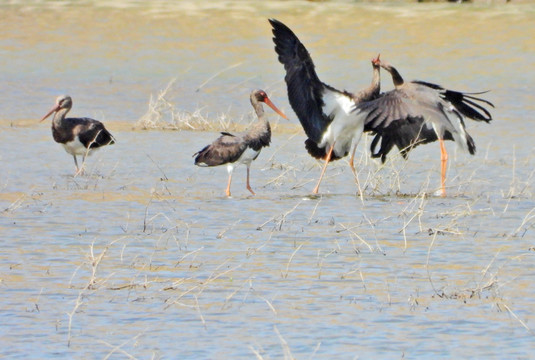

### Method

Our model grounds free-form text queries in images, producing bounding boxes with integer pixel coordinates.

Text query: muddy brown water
[1,1,535,359]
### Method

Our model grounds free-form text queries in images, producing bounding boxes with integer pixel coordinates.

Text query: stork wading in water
[40,95,116,175]
[356,58,494,196]
[269,18,381,194]
[193,89,288,197]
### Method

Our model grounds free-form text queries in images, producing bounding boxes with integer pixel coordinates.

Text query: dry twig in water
[67,239,120,347]
[282,243,304,279]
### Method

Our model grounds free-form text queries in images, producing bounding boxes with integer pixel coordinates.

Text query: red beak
[40,103,60,122]
[263,96,289,120]
[372,53,381,66]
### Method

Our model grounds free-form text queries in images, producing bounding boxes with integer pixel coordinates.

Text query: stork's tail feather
[370,133,411,164]
[466,132,476,155]
[193,145,211,166]
[442,90,494,123]
[368,118,460,163]
[305,139,343,161]
[92,128,115,148]
[107,133,116,145]
[413,81,494,123]
[370,134,390,163]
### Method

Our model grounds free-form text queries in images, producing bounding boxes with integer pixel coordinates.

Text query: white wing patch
[322,90,355,116]
[319,89,364,157]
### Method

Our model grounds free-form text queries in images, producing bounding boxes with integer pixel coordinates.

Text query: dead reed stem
[146,154,169,182]
[257,200,302,231]
[100,333,142,360]
[425,231,439,296]
[250,346,265,360]
[246,232,274,258]
[222,277,253,310]
[337,222,373,253]
[175,246,204,267]
[196,62,244,92]
[274,325,295,360]
[282,243,304,278]
[217,219,242,239]
[193,294,207,330]
[75,129,103,178]
[67,239,120,347]
[3,193,26,213]
[316,248,337,279]
[501,302,534,335]
[165,260,242,310]
[399,190,428,251]
[307,197,322,224]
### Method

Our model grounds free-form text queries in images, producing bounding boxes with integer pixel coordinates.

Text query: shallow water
[2,1,535,359]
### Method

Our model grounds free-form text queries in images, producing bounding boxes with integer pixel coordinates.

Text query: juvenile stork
[269,18,381,194]
[193,89,288,197]
[40,95,116,175]
[357,58,494,196]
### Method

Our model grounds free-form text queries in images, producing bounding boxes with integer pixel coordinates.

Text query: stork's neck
[387,65,404,88]
[251,98,269,127]
[52,107,70,127]
[371,65,381,95]
[246,99,271,146]
[363,65,381,100]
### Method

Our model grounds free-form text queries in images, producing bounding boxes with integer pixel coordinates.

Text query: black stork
[269,18,381,194]
[193,89,288,197]
[356,58,494,196]
[40,95,116,175]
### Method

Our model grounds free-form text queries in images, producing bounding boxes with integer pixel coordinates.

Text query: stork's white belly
[236,146,260,166]
[61,137,95,156]
[226,147,261,174]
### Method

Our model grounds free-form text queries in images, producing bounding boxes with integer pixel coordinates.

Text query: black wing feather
[369,117,456,163]
[72,117,115,148]
[193,134,246,167]
[269,18,332,144]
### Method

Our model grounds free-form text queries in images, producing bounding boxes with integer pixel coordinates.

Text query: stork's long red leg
[246,166,256,196]
[226,173,233,197]
[439,139,448,197]
[349,145,364,199]
[313,143,335,194]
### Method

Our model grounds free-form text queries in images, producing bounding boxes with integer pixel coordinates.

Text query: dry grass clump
[135,79,246,132]
[135,79,300,134]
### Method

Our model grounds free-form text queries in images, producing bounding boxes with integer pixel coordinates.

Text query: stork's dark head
[252,89,269,103]
[40,95,73,122]
[55,95,73,110]
[250,89,288,120]
[372,54,381,68]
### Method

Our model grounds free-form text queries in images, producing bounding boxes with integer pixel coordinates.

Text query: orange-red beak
[40,103,60,122]
[263,96,289,120]
[372,53,381,66]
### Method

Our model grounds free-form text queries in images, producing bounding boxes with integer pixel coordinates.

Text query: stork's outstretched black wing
[270,18,337,144]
